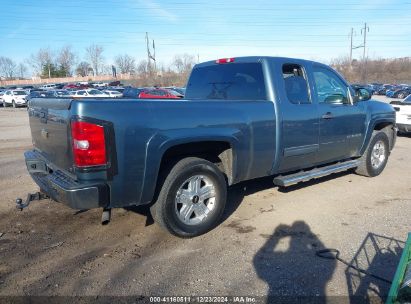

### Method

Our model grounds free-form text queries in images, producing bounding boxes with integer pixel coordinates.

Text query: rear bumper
[25,150,109,209]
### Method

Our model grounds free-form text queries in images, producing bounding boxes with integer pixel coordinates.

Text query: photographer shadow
[253,221,336,303]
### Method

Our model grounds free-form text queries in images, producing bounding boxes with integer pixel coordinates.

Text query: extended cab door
[310,64,366,163]
[276,61,320,172]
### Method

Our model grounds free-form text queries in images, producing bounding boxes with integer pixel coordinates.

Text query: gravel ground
[0,96,410,303]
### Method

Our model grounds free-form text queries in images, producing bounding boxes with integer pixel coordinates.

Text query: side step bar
[273,160,360,187]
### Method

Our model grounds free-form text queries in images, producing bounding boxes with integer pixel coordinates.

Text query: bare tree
[115,54,136,74]
[85,44,104,76]
[76,61,92,77]
[57,45,76,76]
[172,54,196,74]
[136,60,148,74]
[27,48,54,77]
[17,63,27,79]
[0,57,17,79]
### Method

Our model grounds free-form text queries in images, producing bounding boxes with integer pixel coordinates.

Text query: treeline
[0,44,196,87]
[331,56,411,84]
[2,44,410,86]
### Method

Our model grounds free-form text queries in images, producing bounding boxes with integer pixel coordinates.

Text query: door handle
[322,112,333,119]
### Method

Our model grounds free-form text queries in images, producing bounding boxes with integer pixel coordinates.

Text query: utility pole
[145,32,151,74]
[349,28,354,64]
[145,32,156,75]
[361,23,369,61]
[350,23,370,82]
[361,23,370,83]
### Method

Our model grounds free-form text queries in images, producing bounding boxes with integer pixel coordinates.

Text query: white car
[92,82,108,88]
[70,89,107,98]
[392,95,411,134]
[39,84,58,90]
[2,90,28,107]
[103,90,123,98]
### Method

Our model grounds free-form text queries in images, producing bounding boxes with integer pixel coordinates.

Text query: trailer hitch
[15,192,49,211]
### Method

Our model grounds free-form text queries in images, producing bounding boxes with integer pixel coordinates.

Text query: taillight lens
[71,121,107,167]
[216,58,235,64]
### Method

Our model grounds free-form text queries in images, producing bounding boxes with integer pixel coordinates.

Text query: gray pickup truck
[23,56,396,237]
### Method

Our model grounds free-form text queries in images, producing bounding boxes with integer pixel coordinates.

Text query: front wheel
[355,131,390,177]
[150,157,227,238]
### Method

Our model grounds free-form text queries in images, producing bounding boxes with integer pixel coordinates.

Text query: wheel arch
[140,134,240,204]
[360,118,396,155]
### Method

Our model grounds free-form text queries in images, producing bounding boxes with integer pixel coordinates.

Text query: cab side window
[282,64,310,104]
[313,67,350,104]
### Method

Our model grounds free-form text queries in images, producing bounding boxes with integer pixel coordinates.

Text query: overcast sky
[1,0,410,69]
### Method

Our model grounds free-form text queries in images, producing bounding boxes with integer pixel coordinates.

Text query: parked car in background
[0,90,5,105]
[92,82,108,88]
[70,89,107,98]
[103,90,123,98]
[45,90,71,98]
[163,86,186,96]
[391,94,411,133]
[39,84,58,90]
[375,84,394,95]
[387,87,411,99]
[109,80,121,86]
[2,90,28,107]
[122,87,145,98]
[138,88,182,99]
[27,90,47,101]
[108,86,124,93]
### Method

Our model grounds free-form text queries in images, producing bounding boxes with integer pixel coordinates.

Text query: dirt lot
[0,98,410,302]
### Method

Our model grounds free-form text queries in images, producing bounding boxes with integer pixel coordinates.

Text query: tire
[150,157,227,238]
[355,131,390,177]
[398,93,405,99]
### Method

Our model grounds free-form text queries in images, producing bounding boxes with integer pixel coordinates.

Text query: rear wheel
[150,157,227,238]
[355,131,389,177]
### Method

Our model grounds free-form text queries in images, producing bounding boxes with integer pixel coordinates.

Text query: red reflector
[216,58,235,64]
[71,121,107,167]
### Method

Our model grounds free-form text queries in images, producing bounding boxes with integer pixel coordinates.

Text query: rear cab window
[186,62,267,100]
[282,63,311,104]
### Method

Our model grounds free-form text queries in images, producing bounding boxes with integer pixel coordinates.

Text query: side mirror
[355,88,371,101]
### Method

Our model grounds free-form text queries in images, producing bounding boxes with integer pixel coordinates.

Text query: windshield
[13,90,27,95]
[89,89,103,95]
[186,62,267,100]
[56,90,70,96]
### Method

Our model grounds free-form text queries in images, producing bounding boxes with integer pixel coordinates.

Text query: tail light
[216,58,235,64]
[71,121,107,167]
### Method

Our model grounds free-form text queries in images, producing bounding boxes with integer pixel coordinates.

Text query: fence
[0,73,134,86]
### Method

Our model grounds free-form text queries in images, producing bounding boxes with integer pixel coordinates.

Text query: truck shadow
[123,170,353,227]
[253,221,336,303]
[221,170,352,223]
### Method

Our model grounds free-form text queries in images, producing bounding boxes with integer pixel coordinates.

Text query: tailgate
[28,98,73,171]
